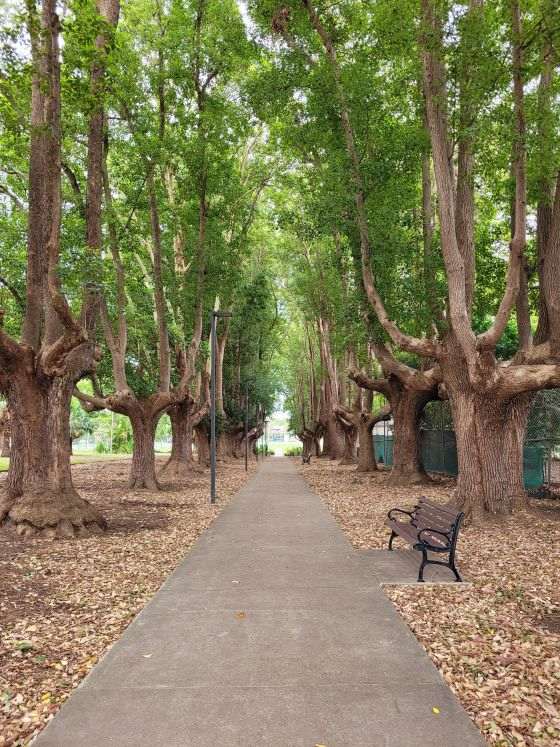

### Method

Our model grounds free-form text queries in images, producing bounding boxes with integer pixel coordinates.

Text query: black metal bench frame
[386,498,464,582]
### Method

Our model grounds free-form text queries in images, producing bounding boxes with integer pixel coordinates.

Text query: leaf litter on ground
[299,459,560,747]
[0,458,255,746]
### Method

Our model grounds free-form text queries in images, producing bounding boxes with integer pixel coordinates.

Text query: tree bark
[357,415,377,472]
[128,406,160,490]
[195,421,210,466]
[0,409,10,457]
[452,391,531,517]
[339,423,357,465]
[159,400,205,482]
[387,384,432,485]
[1,358,105,537]
[349,362,438,483]
[356,403,392,473]
[324,414,344,460]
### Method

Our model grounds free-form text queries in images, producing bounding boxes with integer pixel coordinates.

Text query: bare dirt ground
[300,459,560,747]
[0,458,256,746]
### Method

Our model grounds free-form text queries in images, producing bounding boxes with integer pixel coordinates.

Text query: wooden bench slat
[417,498,458,515]
[413,515,453,534]
[384,519,449,549]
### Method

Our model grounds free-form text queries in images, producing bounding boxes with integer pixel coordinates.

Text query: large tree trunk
[448,382,531,519]
[232,428,247,459]
[325,414,344,460]
[338,422,357,465]
[128,407,160,490]
[388,385,432,486]
[301,435,314,460]
[356,416,377,473]
[217,429,237,461]
[195,422,210,466]
[1,365,105,537]
[159,401,203,482]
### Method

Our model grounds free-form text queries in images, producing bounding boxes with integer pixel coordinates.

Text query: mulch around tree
[0,458,256,746]
[300,459,560,747]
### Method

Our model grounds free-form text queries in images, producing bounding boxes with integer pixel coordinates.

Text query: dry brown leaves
[0,458,255,746]
[300,460,560,747]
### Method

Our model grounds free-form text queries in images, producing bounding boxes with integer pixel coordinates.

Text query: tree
[0,0,119,537]
[258,0,560,516]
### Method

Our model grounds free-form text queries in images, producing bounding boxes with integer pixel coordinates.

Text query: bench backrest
[413,497,464,550]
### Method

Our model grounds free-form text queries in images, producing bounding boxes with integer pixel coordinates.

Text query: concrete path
[34,459,484,747]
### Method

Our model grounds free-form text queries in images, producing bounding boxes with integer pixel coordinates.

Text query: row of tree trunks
[293,2,541,518]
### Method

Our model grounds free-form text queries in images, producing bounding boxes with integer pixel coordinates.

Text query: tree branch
[477,1,526,351]
[0,276,25,310]
[0,184,24,210]
[372,342,441,392]
[348,366,390,396]
[62,161,85,216]
[301,0,440,359]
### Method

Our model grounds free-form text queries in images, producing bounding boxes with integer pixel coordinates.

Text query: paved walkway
[34,459,483,747]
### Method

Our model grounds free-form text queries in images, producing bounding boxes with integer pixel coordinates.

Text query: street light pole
[264,417,269,457]
[210,310,232,504]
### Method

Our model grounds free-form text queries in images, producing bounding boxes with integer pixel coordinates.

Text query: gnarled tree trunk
[337,417,357,465]
[160,397,207,482]
[324,414,344,460]
[356,403,392,473]
[2,348,105,538]
[357,415,377,472]
[442,355,532,518]
[128,405,160,490]
[160,403,197,482]
[387,383,432,486]
[195,421,210,466]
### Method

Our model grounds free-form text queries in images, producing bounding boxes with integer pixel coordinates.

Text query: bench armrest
[417,527,451,549]
[388,508,415,521]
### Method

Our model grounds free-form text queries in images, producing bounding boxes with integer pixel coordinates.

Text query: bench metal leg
[449,554,462,582]
[388,531,397,550]
[418,547,428,582]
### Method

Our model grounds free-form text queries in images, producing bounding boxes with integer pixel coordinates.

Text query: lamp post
[210,310,232,504]
[264,417,269,457]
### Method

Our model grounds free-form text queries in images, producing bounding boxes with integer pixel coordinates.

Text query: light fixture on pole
[210,310,232,504]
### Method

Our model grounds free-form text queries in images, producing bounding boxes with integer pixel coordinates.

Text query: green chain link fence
[374,391,560,495]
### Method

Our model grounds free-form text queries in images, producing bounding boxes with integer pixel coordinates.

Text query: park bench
[385,497,464,582]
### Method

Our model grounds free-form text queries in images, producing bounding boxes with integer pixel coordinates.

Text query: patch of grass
[0,453,132,472]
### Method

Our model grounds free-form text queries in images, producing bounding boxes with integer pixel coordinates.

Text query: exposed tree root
[2,488,106,538]
[159,458,205,483]
[386,470,432,487]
